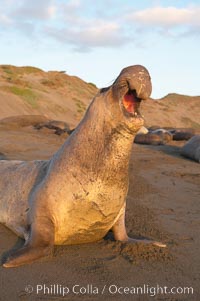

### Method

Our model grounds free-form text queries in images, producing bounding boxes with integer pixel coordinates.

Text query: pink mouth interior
[123,92,138,113]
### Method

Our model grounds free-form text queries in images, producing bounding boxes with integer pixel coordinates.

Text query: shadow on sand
[138,143,190,160]
[0,152,7,160]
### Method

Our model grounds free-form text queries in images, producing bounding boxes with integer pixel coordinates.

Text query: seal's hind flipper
[3,244,53,267]
[3,217,54,268]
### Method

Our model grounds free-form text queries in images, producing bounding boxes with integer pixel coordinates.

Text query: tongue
[123,94,137,113]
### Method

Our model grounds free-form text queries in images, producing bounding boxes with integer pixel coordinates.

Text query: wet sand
[0,126,199,301]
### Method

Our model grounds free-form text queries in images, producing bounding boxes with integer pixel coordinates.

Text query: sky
[0,0,200,98]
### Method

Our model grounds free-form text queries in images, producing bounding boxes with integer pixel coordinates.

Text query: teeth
[134,112,137,116]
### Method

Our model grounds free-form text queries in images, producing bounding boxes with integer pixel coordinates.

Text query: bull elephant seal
[137,126,149,135]
[151,129,173,143]
[171,128,195,141]
[134,132,171,145]
[181,135,200,163]
[34,120,70,135]
[0,65,166,268]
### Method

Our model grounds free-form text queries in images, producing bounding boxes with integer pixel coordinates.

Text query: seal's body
[181,135,200,163]
[0,65,165,268]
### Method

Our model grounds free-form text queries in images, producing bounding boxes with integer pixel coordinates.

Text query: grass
[1,65,42,75]
[40,79,56,87]
[10,86,38,108]
[88,82,97,89]
[1,65,13,75]
[21,66,43,74]
[53,104,66,113]
[73,97,86,113]
[1,65,35,86]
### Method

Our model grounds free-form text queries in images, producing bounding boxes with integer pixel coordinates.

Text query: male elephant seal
[0,65,166,268]
[181,135,200,163]
[171,128,195,141]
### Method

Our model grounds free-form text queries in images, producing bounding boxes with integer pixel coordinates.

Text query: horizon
[0,0,199,98]
[1,63,199,99]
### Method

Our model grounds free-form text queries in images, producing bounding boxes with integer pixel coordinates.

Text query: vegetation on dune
[9,86,39,108]
[20,66,43,74]
[0,65,97,117]
[1,65,17,83]
[1,65,13,75]
[40,79,57,87]
[73,97,87,113]
[88,82,97,89]
[53,104,67,114]
[1,65,43,75]
[0,65,41,87]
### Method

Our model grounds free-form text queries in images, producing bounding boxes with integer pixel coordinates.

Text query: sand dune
[0,65,200,130]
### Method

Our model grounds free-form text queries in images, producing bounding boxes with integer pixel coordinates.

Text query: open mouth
[121,90,142,117]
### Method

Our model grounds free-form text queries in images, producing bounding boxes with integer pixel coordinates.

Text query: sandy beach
[0,125,199,301]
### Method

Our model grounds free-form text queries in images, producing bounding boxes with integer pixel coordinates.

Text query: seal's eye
[122,90,141,115]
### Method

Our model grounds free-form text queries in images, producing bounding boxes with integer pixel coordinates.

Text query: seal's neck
[51,92,136,177]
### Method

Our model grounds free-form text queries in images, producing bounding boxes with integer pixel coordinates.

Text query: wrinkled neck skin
[48,89,138,182]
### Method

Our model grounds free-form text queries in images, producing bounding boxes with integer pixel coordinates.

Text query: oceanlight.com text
[25,283,194,297]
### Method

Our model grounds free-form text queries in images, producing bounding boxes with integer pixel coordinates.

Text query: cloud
[126,6,200,28]
[0,14,12,25]
[45,19,129,51]
[1,2,199,52]
[0,0,57,40]
[42,1,131,51]
[11,0,57,20]
[64,0,81,11]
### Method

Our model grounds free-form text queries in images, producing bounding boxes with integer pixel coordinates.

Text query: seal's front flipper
[127,237,166,248]
[111,208,166,248]
[3,218,54,268]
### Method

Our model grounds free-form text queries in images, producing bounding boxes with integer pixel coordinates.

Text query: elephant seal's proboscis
[0,65,166,268]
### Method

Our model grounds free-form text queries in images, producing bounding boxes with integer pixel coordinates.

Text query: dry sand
[0,125,200,301]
